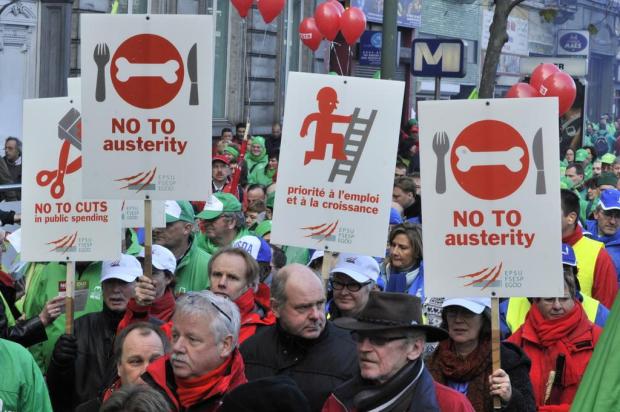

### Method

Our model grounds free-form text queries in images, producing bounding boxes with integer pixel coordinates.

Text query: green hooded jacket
[174,236,212,295]
[0,338,53,411]
[19,262,103,372]
[245,136,268,180]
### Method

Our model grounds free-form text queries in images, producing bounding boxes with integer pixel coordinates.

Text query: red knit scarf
[151,288,176,322]
[175,354,234,408]
[235,288,255,319]
[524,301,586,347]
[428,338,492,412]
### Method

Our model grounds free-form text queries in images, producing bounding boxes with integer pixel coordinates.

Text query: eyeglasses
[330,279,371,292]
[183,292,232,323]
[601,209,620,220]
[351,332,408,346]
[444,307,477,319]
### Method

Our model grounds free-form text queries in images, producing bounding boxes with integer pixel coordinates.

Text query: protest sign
[21,97,121,261]
[419,98,563,298]
[121,200,165,228]
[271,73,404,256]
[80,15,213,200]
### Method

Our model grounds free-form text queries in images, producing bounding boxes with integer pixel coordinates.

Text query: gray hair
[271,263,321,308]
[5,137,21,155]
[223,211,246,231]
[100,384,169,411]
[175,290,241,347]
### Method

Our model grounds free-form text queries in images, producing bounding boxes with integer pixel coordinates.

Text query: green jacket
[195,228,251,255]
[20,262,103,372]
[174,237,212,295]
[283,245,310,265]
[0,338,53,411]
[247,163,274,186]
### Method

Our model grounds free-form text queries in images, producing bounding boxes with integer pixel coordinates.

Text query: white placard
[21,97,121,262]
[121,200,166,228]
[419,98,563,298]
[80,15,213,200]
[271,73,404,256]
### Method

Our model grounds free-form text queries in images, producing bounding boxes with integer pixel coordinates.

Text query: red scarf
[562,224,583,246]
[150,288,176,322]
[524,301,587,347]
[235,288,255,318]
[175,350,245,408]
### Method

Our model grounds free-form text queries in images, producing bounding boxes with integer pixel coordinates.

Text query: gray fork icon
[93,43,110,102]
[432,132,450,194]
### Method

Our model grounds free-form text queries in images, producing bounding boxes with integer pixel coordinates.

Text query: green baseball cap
[575,149,588,162]
[196,193,241,220]
[255,220,272,237]
[601,153,616,165]
[597,172,618,188]
[165,200,195,223]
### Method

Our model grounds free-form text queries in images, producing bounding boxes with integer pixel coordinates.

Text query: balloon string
[346,45,351,75]
[332,42,344,75]
[243,19,251,124]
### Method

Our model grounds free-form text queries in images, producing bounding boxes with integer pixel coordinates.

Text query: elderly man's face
[595,208,620,236]
[117,328,165,385]
[355,332,424,384]
[171,312,232,379]
[102,279,135,312]
[4,140,19,161]
[274,269,326,339]
[209,252,250,301]
[332,273,371,317]
[153,221,191,253]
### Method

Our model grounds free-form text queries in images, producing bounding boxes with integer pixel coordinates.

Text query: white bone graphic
[115,58,180,84]
[455,145,524,172]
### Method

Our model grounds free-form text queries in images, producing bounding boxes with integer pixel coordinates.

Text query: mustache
[170,353,188,363]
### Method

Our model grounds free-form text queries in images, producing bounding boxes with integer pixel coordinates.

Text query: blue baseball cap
[599,189,620,211]
[562,243,577,267]
[390,208,403,225]
[232,235,272,263]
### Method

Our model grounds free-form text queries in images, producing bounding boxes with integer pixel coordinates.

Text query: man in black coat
[46,254,142,411]
[240,263,358,412]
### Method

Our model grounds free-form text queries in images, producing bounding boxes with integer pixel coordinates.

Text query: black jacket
[240,321,358,412]
[46,304,124,411]
[501,341,536,412]
[0,284,47,347]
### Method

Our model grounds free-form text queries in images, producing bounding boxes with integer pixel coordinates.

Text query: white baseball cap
[442,297,491,314]
[139,245,177,273]
[330,253,379,284]
[101,254,142,283]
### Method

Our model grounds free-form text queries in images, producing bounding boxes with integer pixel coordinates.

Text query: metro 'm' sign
[411,39,466,78]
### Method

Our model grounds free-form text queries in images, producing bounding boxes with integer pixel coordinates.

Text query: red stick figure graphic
[300,87,352,165]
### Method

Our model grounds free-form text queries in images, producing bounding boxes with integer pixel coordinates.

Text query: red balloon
[299,17,323,51]
[538,71,577,116]
[340,7,366,45]
[329,0,345,15]
[258,0,285,23]
[529,63,560,92]
[505,82,540,98]
[315,2,341,41]
[231,0,252,18]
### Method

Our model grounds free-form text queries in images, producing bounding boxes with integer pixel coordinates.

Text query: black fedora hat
[334,292,448,342]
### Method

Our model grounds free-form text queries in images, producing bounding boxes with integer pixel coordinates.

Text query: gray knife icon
[188,43,198,105]
[532,128,545,194]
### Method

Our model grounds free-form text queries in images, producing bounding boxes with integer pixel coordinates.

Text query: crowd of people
[0,118,617,412]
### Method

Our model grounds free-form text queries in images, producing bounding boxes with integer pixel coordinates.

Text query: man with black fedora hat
[322,292,474,412]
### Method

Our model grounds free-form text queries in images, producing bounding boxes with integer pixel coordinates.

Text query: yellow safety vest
[506,294,601,333]
[572,236,603,298]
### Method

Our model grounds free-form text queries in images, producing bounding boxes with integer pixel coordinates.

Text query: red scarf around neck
[175,350,243,408]
[524,301,587,347]
[151,288,176,322]
[235,288,255,318]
